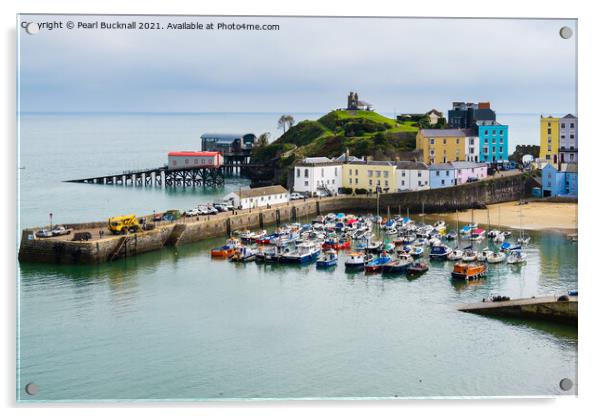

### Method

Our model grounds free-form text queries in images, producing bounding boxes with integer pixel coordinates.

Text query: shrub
[355,188,368,195]
[340,187,353,195]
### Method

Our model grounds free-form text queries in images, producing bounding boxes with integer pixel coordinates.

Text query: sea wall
[18,174,528,265]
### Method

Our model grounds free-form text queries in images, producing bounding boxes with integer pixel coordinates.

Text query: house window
[547,122,551,127]
[384,171,389,178]
[185,159,189,164]
[570,154,574,161]
[492,138,496,144]
[355,169,358,175]
[385,180,388,187]
[441,180,445,185]
[484,138,488,144]
[376,171,381,178]
[570,123,575,128]
[548,128,552,134]
[296,168,300,177]
[355,178,358,184]
[402,180,405,186]
[499,146,503,152]
[304,181,309,186]
[349,169,352,176]
[304,169,309,178]
[484,130,488,135]
[377,180,381,186]
[368,170,373,177]
[418,172,422,177]
[349,178,352,185]
[443,139,447,145]
[369,179,373,186]
[430,139,435,145]
[561,123,565,128]
[548,145,552,151]
[570,134,575,139]
[446,171,450,176]
[469,138,474,145]
[334,167,338,176]
[402,171,406,177]
[436,171,440,176]
[500,130,504,136]
[500,138,504,144]
[456,138,460,144]
[321,168,324,177]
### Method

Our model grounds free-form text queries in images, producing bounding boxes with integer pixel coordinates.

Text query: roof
[450,161,487,169]
[396,161,429,170]
[420,128,477,137]
[475,120,502,126]
[426,109,443,117]
[334,153,363,162]
[302,157,332,164]
[168,151,221,157]
[236,185,288,199]
[429,163,455,170]
[200,133,255,141]
[561,114,577,119]
[347,160,396,167]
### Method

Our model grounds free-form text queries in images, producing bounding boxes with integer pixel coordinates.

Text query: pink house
[451,161,488,184]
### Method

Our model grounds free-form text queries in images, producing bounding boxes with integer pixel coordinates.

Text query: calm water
[17,113,577,401]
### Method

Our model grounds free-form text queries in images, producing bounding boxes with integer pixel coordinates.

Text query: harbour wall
[458,296,578,326]
[18,174,528,265]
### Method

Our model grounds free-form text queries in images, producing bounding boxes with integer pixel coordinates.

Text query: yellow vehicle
[108,214,141,235]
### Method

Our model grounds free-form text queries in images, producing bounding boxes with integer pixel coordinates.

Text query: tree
[417,116,431,129]
[278,115,295,134]
[256,132,270,147]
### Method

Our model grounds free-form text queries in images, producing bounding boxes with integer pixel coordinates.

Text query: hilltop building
[346,92,373,111]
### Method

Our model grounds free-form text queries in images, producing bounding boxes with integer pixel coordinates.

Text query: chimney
[345,147,350,163]
[478,102,490,109]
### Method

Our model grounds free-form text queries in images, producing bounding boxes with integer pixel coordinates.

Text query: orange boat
[211,244,237,258]
[451,262,487,280]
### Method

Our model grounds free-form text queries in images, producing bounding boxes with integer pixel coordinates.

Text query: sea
[17,112,577,401]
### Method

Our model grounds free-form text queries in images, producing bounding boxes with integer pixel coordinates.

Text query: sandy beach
[435,201,578,232]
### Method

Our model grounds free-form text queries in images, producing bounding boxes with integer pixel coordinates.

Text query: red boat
[322,239,351,250]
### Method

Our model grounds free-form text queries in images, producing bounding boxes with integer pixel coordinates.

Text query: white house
[464,133,480,162]
[396,161,430,191]
[225,185,289,209]
[293,158,342,196]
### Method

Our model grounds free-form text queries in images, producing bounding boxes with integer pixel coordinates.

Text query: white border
[2,0,600,415]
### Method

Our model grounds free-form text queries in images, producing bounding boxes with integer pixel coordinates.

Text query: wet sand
[435,201,578,232]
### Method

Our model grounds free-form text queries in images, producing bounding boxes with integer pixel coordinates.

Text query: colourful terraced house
[342,161,397,194]
[539,116,560,166]
[416,129,475,164]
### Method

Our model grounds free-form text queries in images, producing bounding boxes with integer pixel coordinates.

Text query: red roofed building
[167,151,222,170]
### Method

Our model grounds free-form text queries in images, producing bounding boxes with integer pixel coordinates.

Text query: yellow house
[342,161,397,193]
[416,129,469,164]
[539,116,560,165]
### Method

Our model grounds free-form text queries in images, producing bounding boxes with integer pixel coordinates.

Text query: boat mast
[487,208,491,232]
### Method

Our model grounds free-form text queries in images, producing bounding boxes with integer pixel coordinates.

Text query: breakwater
[19,173,528,265]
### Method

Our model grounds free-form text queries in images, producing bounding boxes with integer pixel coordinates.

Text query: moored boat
[430,245,452,260]
[382,257,412,275]
[476,248,493,262]
[364,254,391,273]
[409,246,424,258]
[229,246,257,262]
[316,249,338,268]
[281,242,320,264]
[507,250,527,264]
[451,262,487,280]
[447,248,463,261]
[407,261,429,276]
[486,251,506,264]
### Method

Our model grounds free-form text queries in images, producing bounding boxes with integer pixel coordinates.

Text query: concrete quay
[458,296,578,326]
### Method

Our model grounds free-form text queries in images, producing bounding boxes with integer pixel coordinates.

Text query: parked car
[466,177,479,183]
[221,201,235,211]
[198,206,210,215]
[184,208,200,217]
[213,203,228,212]
[51,225,72,236]
[72,231,92,241]
[203,205,218,215]
[315,189,330,197]
[153,213,163,222]
[290,192,303,200]
[35,229,53,238]
[163,209,182,221]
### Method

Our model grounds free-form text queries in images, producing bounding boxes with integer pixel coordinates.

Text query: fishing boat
[256,232,278,245]
[429,245,452,260]
[401,234,417,244]
[507,250,527,265]
[382,256,412,274]
[211,243,238,258]
[364,253,391,273]
[229,246,257,263]
[316,249,338,268]
[344,252,366,270]
[416,225,434,238]
[476,248,493,262]
[281,242,320,264]
[451,262,487,280]
[407,261,429,276]
[486,251,506,264]
[322,238,351,250]
[409,246,424,258]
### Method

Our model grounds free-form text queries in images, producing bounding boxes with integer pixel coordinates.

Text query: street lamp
[49,212,53,229]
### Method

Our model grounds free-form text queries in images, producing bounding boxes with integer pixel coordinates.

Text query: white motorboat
[486,251,506,264]
[507,250,527,265]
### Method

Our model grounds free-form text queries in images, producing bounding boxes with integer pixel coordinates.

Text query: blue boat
[460,225,472,235]
[281,243,320,264]
[429,245,452,260]
[500,242,521,252]
[316,250,338,268]
[409,246,424,257]
[365,254,391,272]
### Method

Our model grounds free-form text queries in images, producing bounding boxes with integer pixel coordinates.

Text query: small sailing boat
[507,250,527,265]
[486,251,506,264]
[476,248,493,262]
[447,248,463,261]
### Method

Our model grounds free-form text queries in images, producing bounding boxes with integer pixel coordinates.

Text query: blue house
[429,163,457,189]
[541,163,578,197]
[477,121,509,163]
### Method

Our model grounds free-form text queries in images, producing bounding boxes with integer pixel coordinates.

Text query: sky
[17,15,577,114]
